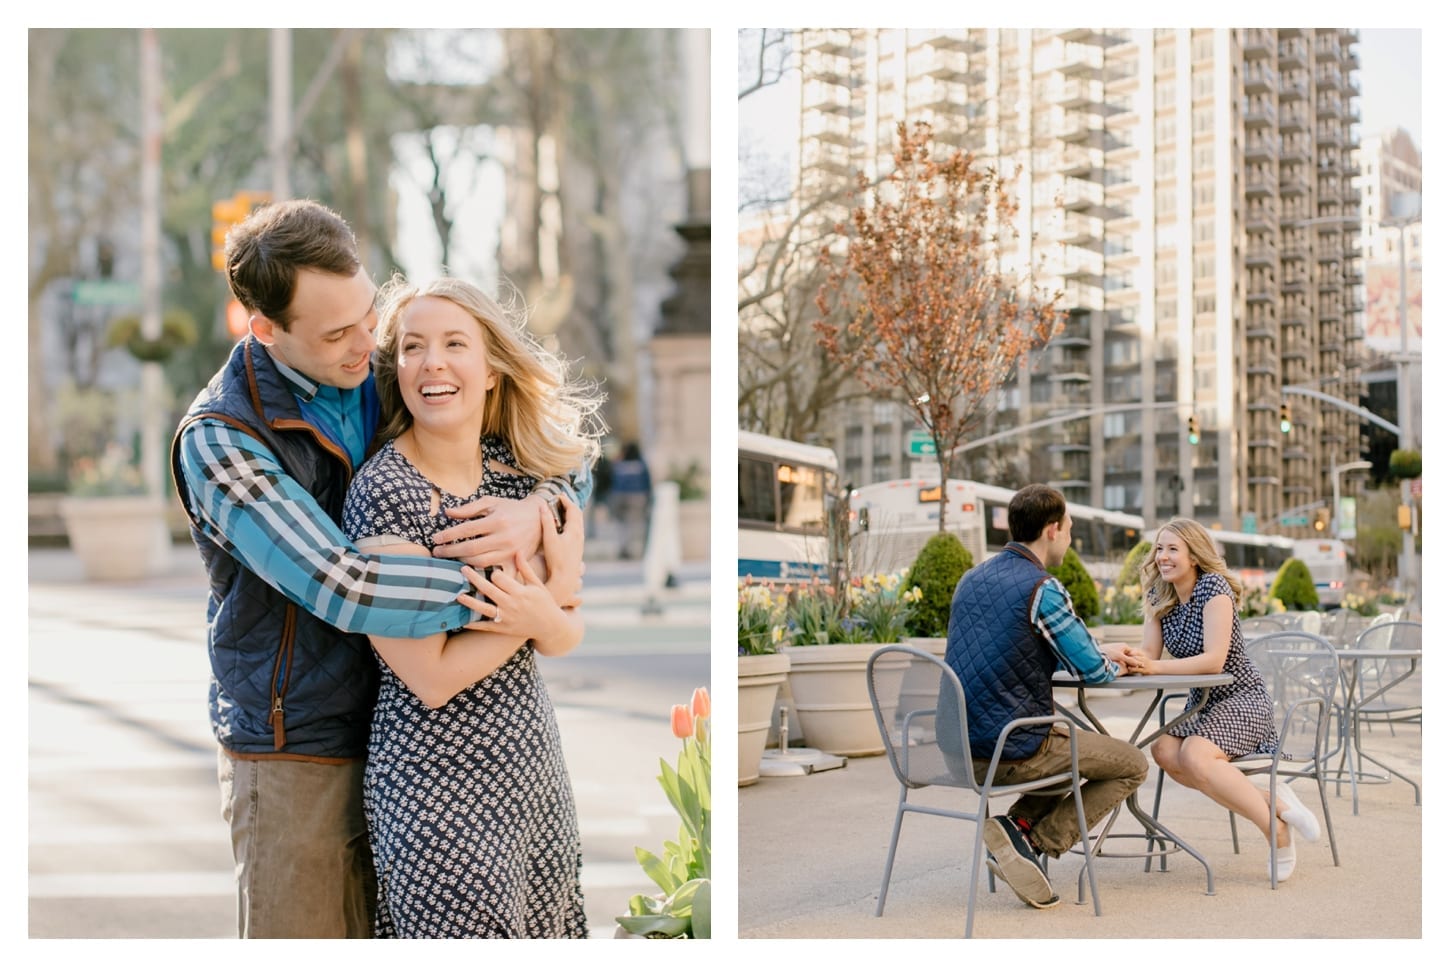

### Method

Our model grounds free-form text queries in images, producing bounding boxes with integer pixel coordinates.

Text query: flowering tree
[816,120,1062,530]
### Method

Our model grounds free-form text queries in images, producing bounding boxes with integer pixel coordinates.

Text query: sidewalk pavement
[740,686,1426,941]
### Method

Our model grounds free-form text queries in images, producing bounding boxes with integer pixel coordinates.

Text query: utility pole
[270,29,292,201]
[139,29,164,500]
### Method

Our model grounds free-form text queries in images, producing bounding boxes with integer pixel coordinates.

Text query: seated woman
[1122,517,1321,883]
[342,274,603,937]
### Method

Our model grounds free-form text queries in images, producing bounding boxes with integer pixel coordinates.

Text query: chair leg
[1315,771,1341,867]
[1073,782,1102,918]
[875,802,907,917]
[1229,809,1241,854]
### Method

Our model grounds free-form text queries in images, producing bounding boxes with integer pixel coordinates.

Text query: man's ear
[249,314,277,345]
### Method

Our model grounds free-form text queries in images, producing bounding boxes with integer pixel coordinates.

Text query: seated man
[943,484,1147,909]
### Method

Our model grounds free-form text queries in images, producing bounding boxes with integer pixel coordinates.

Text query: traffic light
[1279,402,1292,434]
[211,191,272,272]
[1187,415,1200,445]
[1313,507,1330,532]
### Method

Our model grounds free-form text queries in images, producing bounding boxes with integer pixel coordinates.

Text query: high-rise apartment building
[799,28,1365,535]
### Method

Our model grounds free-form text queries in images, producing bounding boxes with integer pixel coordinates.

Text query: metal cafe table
[1330,645,1422,815]
[1051,670,1234,896]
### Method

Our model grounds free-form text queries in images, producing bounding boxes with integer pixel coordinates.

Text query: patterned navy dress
[341,436,586,939]
[1158,572,1279,759]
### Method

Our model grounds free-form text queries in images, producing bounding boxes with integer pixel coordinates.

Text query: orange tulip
[670,704,693,739]
[691,687,710,719]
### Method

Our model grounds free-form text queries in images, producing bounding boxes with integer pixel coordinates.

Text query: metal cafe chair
[1349,620,1422,735]
[1231,632,1343,888]
[866,644,1101,938]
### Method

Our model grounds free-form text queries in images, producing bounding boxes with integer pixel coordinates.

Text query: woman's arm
[362,541,552,709]
[452,498,586,657]
[1134,594,1234,675]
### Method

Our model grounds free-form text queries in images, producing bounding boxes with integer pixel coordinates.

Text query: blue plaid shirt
[1031,578,1121,683]
[176,356,589,638]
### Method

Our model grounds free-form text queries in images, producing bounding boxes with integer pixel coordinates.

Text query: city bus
[1292,538,1350,607]
[846,478,1143,583]
[738,430,839,581]
[849,478,1294,591]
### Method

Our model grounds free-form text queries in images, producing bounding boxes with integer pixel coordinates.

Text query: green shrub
[1389,449,1421,480]
[1117,540,1153,591]
[1269,558,1319,611]
[1048,546,1100,620]
[903,532,973,637]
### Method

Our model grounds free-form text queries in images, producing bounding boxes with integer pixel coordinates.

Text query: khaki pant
[973,728,1148,857]
[217,749,376,938]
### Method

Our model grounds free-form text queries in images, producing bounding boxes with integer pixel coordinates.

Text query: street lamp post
[1330,460,1371,540]
[1384,192,1421,599]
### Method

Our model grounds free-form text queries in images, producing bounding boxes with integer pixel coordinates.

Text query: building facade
[796,27,1367,536]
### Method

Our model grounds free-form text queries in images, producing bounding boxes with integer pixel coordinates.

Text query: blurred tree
[815,121,1062,531]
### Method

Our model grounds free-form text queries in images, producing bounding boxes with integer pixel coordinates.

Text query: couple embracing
[172,200,604,938]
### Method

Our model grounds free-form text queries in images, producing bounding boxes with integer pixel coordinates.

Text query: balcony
[1278,78,1308,101]
[1246,243,1277,267]
[1279,42,1307,67]
[1246,172,1277,197]
[1280,171,1310,195]
[1242,28,1274,58]
[1243,101,1277,127]
[1244,137,1279,162]
[1280,109,1308,132]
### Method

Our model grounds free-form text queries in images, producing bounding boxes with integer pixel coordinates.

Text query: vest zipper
[268,605,299,750]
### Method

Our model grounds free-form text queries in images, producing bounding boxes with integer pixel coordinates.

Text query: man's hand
[541,496,585,609]
[432,493,549,569]
[1101,643,1137,675]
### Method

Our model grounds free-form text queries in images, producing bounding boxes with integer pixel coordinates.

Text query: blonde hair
[1140,517,1244,620]
[372,274,604,480]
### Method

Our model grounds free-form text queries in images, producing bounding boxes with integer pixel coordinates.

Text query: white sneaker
[1269,827,1296,883]
[1275,782,1321,843]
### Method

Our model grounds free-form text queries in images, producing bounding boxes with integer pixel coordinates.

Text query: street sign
[1241,512,1257,535]
[908,460,940,481]
[1280,514,1309,527]
[907,431,936,456]
[71,280,140,306]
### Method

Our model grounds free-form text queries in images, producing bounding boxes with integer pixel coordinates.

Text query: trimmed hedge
[1048,546,1101,620]
[904,532,973,637]
[1269,557,1319,611]
[1117,540,1153,591]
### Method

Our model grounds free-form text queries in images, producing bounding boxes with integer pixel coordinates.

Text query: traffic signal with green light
[1279,402,1292,434]
[1187,415,1200,445]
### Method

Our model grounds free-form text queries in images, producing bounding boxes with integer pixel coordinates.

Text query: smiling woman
[340,272,606,938]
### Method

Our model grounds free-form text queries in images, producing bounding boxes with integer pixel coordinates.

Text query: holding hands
[1118,646,1155,675]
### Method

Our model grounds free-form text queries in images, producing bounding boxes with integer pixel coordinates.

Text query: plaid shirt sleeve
[1031,577,1120,683]
[177,418,477,638]
[531,459,593,508]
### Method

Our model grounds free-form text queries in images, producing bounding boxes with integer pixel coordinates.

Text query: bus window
[739,455,778,527]
[779,462,826,532]
[985,500,1012,552]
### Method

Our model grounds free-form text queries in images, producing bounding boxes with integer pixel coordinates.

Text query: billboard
[1363,259,1422,353]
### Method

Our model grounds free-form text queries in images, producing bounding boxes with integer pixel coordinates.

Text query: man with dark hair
[944,483,1145,910]
[171,199,588,938]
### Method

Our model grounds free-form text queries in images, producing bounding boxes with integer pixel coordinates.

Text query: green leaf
[615,914,691,938]
[634,846,682,895]
[691,880,712,939]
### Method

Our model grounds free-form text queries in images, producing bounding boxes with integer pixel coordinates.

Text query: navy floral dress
[341,436,586,939]
[1158,572,1278,758]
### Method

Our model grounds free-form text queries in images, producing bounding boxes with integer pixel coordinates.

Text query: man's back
[945,546,1057,759]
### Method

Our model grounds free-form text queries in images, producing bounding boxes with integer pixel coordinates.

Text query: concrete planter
[59,495,172,581]
[780,643,909,757]
[738,653,790,786]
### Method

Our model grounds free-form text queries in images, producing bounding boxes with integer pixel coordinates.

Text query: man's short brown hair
[1008,484,1067,544]
[224,199,361,330]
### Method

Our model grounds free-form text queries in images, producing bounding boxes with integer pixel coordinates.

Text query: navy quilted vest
[170,338,378,761]
[944,544,1056,760]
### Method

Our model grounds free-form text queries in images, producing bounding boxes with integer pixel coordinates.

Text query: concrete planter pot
[780,643,909,757]
[738,652,790,786]
[59,495,172,581]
